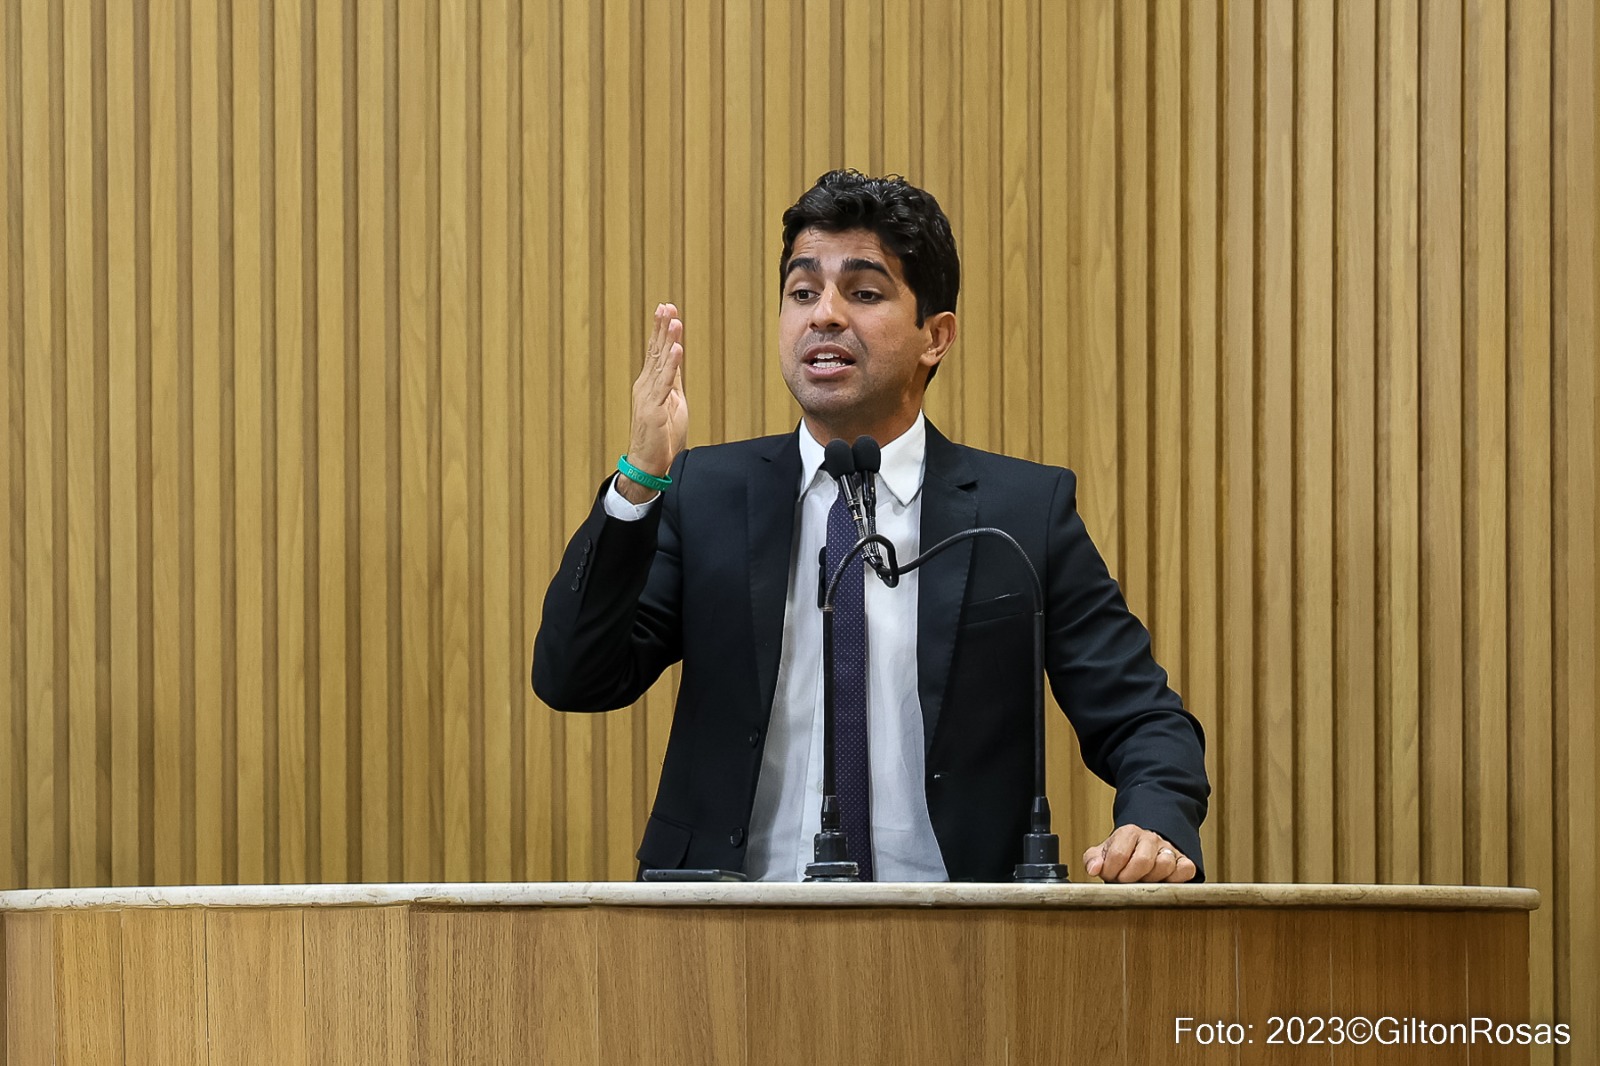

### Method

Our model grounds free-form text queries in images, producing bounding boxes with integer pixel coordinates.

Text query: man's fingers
[1086,824,1199,884]
[1097,825,1139,881]
[645,304,667,361]
[651,318,684,389]
[1117,834,1160,883]
[1144,843,1180,883]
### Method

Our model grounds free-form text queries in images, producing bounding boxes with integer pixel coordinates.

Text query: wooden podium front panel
[0,890,1534,1066]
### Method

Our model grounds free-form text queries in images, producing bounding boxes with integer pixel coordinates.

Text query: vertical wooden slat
[313,0,348,886]
[840,0,872,170]
[520,0,555,881]
[1507,0,1555,1038]
[682,0,713,449]
[999,0,1035,462]
[1419,0,1465,888]
[760,0,796,436]
[191,0,225,889]
[1377,0,1422,885]
[397,0,432,884]
[639,0,679,833]
[47,0,70,897]
[355,0,390,885]
[151,0,184,889]
[1556,0,1598,1047]
[271,0,307,886]
[64,0,98,890]
[1038,0,1075,863]
[1065,0,1120,863]
[1463,0,1510,892]
[1294,0,1336,888]
[1257,0,1296,886]
[1115,0,1148,609]
[557,0,596,881]
[801,0,831,173]
[1219,0,1256,883]
[106,0,140,889]
[602,0,638,880]
[1149,0,1182,682]
[20,0,57,892]
[437,0,470,884]
[1182,0,1222,880]
[231,0,267,887]
[918,0,959,439]
[478,0,511,884]
[0,0,15,893]
[958,0,995,451]
[880,0,913,177]
[1335,0,1380,886]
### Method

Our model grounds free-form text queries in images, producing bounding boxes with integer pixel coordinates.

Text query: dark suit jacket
[532,422,1209,881]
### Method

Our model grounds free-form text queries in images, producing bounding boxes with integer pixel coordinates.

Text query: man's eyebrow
[783,256,821,280]
[840,257,893,281]
[782,256,894,282]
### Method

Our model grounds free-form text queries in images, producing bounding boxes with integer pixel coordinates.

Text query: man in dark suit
[534,170,1208,883]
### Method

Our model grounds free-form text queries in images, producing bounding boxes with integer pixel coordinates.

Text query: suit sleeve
[530,452,688,712]
[1042,469,1211,878]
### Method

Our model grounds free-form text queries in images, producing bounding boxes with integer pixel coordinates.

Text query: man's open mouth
[804,345,857,370]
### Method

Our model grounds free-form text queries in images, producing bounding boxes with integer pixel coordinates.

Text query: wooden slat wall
[0,0,1595,1054]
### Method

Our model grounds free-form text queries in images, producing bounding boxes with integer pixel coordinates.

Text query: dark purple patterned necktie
[825,489,873,880]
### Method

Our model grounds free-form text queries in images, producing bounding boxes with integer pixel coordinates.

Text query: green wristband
[617,454,672,493]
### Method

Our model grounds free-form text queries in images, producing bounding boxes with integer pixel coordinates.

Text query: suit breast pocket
[959,591,1032,628]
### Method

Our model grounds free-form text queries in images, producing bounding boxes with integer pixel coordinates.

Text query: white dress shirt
[604,414,947,881]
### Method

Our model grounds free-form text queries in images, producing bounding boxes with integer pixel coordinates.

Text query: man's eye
[855,290,882,302]
[788,288,815,302]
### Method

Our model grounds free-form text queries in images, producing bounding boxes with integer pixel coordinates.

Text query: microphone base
[1012,831,1072,883]
[1012,863,1072,884]
[806,828,862,882]
[804,861,862,882]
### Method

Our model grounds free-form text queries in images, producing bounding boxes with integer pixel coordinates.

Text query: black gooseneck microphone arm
[890,527,1069,882]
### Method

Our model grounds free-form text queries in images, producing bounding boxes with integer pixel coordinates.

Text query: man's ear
[920,310,958,374]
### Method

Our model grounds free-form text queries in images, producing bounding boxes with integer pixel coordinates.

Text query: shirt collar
[796,412,927,508]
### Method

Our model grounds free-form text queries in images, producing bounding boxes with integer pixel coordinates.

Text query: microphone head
[822,438,856,480]
[851,436,882,474]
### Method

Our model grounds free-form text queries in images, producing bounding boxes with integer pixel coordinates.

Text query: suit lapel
[916,423,978,753]
[749,432,802,720]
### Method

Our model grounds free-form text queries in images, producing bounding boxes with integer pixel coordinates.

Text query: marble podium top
[0,881,1540,912]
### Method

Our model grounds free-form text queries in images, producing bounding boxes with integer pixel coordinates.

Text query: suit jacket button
[747,730,761,747]
[729,827,745,847]
[931,771,945,782]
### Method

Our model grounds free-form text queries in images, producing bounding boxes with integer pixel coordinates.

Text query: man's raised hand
[618,303,688,505]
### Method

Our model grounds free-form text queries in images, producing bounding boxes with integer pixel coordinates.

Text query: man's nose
[808,286,848,331]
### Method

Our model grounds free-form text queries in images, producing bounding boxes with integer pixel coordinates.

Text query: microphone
[821,438,888,582]
[850,437,895,584]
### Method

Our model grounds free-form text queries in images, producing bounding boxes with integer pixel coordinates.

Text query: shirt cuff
[603,473,660,521]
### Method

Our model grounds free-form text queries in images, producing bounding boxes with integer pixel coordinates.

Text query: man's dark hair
[780,170,960,384]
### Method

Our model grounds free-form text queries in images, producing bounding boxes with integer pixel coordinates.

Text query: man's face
[779,227,948,442]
